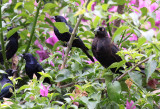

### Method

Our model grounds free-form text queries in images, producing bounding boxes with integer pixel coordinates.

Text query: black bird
[20,53,50,83]
[51,16,94,62]
[0,28,20,64]
[92,27,131,73]
[0,69,16,99]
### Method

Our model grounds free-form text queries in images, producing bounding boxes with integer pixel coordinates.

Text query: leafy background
[0,0,160,108]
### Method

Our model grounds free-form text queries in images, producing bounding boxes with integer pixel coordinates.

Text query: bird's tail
[81,48,94,62]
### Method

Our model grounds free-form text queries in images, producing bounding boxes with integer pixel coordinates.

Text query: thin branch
[0,2,8,69]
[117,57,149,81]
[24,0,41,53]
[59,78,105,88]
[61,0,90,69]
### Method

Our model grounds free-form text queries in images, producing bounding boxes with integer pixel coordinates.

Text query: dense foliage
[0,0,160,108]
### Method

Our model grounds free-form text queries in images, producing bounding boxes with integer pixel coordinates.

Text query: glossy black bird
[20,53,50,83]
[92,27,131,73]
[0,28,20,64]
[51,16,94,62]
[0,69,16,99]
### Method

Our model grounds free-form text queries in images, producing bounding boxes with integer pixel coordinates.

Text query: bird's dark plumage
[51,16,94,62]
[92,27,131,73]
[21,53,50,83]
[0,28,19,64]
[0,69,16,99]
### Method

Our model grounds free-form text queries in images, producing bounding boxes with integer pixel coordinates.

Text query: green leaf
[14,2,23,10]
[43,3,58,12]
[112,26,129,41]
[102,4,109,11]
[55,69,72,82]
[138,37,146,48]
[45,17,55,27]
[140,30,154,42]
[7,26,22,38]
[145,60,157,83]
[107,81,121,103]
[87,1,94,11]
[54,22,69,33]
[93,16,100,28]
[140,7,148,16]
[24,1,34,13]
[129,13,139,26]
[2,83,13,90]
[129,71,142,87]
[52,41,64,51]
[148,18,155,28]
[157,32,160,41]
[17,85,29,93]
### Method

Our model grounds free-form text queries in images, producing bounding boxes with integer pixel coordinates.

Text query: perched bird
[20,53,50,83]
[92,27,131,73]
[51,16,94,62]
[0,27,20,64]
[0,69,16,99]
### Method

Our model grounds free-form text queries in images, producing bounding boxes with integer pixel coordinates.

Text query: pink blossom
[149,2,159,12]
[9,0,12,3]
[129,34,138,41]
[34,40,43,50]
[91,2,96,11]
[46,32,59,46]
[34,0,38,7]
[85,57,97,64]
[36,50,50,62]
[75,0,85,6]
[81,19,88,22]
[126,100,136,109]
[40,83,50,97]
[70,96,79,106]
[108,6,117,12]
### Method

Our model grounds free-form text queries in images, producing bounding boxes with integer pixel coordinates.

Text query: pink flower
[34,0,38,7]
[34,40,43,50]
[75,0,85,6]
[129,34,138,41]
[46,32,59,46]
[70,96,79,106]
[85,57,97,64]
[126,100,136,109]
[91,2,96,11]
[9,0,12,3]
[40,83,50,97]
[36,50,50,62]
[108,6,117,12]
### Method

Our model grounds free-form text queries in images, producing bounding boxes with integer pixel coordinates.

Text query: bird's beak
[50,16,56,20]
[19,54,23,57]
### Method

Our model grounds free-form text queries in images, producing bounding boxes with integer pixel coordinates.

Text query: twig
[117,57,149,81]
[0,2,8,69]
[61,0,90,69]
[24,0,41,53]
[59,78,105,88]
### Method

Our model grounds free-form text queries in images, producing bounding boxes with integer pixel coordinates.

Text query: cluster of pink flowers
[40,83,50,97]
[34,31,59,67]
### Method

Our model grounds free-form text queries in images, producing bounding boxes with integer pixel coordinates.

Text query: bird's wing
[110,43,122,62]
[36,63,45,72]
[0,86,13,99]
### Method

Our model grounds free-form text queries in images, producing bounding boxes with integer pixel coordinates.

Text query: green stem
[0,3,8,69]
[118,30,126,47]
[24,0,41,53]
